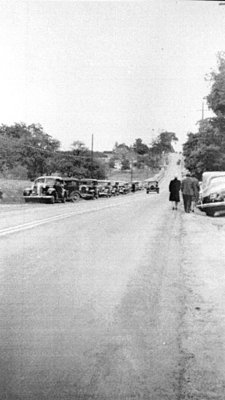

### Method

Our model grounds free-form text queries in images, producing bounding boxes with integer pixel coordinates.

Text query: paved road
[0,156,184,400]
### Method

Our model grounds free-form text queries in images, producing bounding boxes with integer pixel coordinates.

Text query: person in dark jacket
[53,179,63,200]
[169,176,181,210]
[181,172,195,213]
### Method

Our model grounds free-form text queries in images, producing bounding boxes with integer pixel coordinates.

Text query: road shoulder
[180,212,225,399]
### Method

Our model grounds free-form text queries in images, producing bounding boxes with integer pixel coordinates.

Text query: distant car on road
[146,180,159,194]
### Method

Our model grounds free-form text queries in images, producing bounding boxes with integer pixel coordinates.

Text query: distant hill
[107,168,157,182]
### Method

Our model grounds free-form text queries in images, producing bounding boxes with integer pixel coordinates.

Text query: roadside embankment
[0,179,30,203]
[180,210,225,399]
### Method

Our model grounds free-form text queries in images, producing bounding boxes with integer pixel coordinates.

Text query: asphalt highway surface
[0,156,185,400]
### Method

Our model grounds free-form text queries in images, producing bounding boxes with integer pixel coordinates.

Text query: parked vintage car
[117,182,130,195]
[79,179,99,199]
[110,181,116,196]
[110,181,119,196]
[23,176,67,203]
[146,180,159,194]
[63,178,81,202]
[123,182,131,194]
[132,181,141,191]
[97,180,112,198]
[197,171,225,216]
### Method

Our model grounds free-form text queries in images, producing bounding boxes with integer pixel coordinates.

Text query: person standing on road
[169,176,181,210]
[181,172,194,213]
[54,179,63,200]
[191,174,200,212]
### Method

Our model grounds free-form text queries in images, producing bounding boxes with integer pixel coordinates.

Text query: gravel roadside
[180,210,225,399]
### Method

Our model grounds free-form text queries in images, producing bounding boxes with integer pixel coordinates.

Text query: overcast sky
[0,0,224,151]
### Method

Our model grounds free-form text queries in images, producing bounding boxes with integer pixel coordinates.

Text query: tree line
[183,52,225,179]
[0,121,177,180]
[110,132,178,171]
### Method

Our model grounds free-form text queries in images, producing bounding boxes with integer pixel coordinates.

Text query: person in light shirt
[181,172,195,213]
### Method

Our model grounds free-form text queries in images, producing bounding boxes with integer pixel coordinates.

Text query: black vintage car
[79,179,99,199]
[97,180,112,198]
[64,178,98,201]
[146,180,159,194]
[63,178,81,202]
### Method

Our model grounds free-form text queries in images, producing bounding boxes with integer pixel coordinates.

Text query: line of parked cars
[23,175,145,204]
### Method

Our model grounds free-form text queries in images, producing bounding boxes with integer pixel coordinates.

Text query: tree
[133,138,149,155]
[121,158,130,170]
[47,148,105,179]
[183,118,225,179]
[207,52,225,116]
[183,54,225,178]
[71,140,88,154]
[0,123,60,179]
[113,143,130,159]
[108,158,115,169]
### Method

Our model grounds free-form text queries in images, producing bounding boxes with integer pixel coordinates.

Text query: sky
[0,0,224,151]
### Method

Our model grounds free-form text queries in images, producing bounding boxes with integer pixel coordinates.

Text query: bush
[0,164,28,180]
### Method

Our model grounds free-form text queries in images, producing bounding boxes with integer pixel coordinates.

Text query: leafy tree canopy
[133,138,149,155]
[207,52,225,117]
[151,131,178,154]
[0,123,106,180]
[183,118,225,179]
[183,54,225,179]
[0,123,60,178]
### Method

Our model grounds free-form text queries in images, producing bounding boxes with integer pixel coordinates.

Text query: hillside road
[2,155,225,400]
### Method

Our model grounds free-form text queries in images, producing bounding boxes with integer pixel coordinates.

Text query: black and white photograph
[1,0,225,399]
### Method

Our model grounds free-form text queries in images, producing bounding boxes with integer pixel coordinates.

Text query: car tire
[50,196,55,204]
[206,209,215,217]
[70,192,80,202]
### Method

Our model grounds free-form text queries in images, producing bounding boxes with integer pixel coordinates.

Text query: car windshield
[81,181,92,186]
[45,178,58,186]
[100,182,110,186]
[203,173,225,188]
[34,178,45,184]
[65,179,76,183]
[209,176,225,189]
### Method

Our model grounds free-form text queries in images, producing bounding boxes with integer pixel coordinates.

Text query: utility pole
[202,100,205,121]
[91,134,94,178]
[130,159,133,183]
[130,147,134,183]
